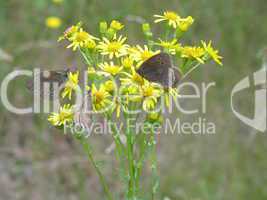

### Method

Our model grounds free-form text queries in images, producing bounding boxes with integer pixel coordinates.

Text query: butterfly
[27,67,77,99]
[137,53,181,88]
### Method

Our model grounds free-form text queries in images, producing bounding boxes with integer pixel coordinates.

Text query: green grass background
[0,0,267,199]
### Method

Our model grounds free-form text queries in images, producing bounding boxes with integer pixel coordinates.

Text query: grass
[0,0,267,199]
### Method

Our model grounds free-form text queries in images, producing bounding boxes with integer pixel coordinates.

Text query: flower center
[143,87,154,97]
[105,65,121,75]
[59,110,72,122]
[108,42,121,52]
[165,12,178,21]
[76,32,88,42]
[95,91,104,103]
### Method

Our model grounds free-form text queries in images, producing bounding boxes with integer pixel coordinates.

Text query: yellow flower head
[141,82,162,111]
[97,35,128,59]
[46,17,62,29]
[104,80,115,93]
[99,62,123,76]
[178,16,194,32]
[147,112,163,123]
[156,39,181,55]
[121,67,145,86]
[120,84,142,104]
[110,20,124,31]
[121,56,134,69]
[154,11,181,29]
[201,41,223,66]
[86,39,97,49]
[48,104,74,126]
[52,0,64,4]
[131,45,160,67]
[67,28,99,51]
[91,84,112,111]
[181,46,205,64]
[62,71,79,99]
[58,23,81,42]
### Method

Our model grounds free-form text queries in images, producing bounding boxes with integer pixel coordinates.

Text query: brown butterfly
[27,67,77,99]
[137,53,181,88]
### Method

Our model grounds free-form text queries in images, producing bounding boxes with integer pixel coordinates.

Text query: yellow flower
[120,84,142,104]
[67,28,99,51]
[201,41,223,66]
[86,39,97,49]
[141,82,162,111]
[48,104,74,126]
[178,16,194,32]
[110,20,124,30]
[91,84,112,111]
[104,80,115,93]
[156,39,181,55]
[97,35,128,59]
[58,23,81,41]
[131,45,160,67]
[62,72,79,99]
[121,56,134,69]
[46,17,62,29]
[147,112,163,123]
[99,62,123,76]
[52,0,64,4]
[120,67,145,86]
[181,46,205,64]
[154,11,181,29]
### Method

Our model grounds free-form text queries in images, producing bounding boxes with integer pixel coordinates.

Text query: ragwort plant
[48,11,222,200]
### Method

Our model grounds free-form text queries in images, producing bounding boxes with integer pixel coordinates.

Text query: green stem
[125,111,136,200]
[80,137,113,200]
[79,47,93,65]
[106,115,125,159]
[181,62,201,81]
[135,130,147,191]
[106,115,128,184]
[150,126,159,200]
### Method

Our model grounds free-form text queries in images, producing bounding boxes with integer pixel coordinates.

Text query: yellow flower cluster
[154,11,194,31]
[48,104,74,126]
[62,72,79,99]
[49,11,223,126]
[98,35,128,59]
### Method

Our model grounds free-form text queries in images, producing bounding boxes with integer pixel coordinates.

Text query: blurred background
[0,0,267,199]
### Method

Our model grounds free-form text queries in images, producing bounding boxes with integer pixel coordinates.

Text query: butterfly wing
[164,67,182,87]
[137,53,172,84]
[137,53,183,87]
[27,70,68,99]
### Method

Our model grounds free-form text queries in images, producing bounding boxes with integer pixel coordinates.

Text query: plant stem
[150,126,159,200]
[106,115,125,159]
[79,47,92,65]
[107,116,128,185]
[181,62,201,81]
[135,130,147,191]
[81,137,113,200]
[125,111,136,200]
